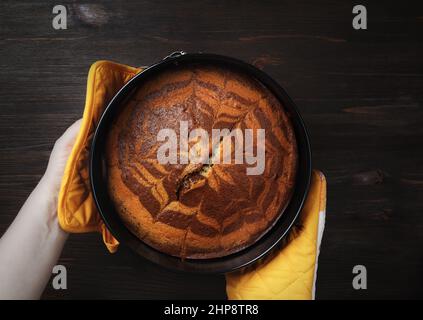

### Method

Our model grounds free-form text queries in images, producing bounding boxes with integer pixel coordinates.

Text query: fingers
[56,119,82,147]
[62,118,83,141]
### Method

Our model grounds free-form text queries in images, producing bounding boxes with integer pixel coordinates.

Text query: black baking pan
[90,52,312,274]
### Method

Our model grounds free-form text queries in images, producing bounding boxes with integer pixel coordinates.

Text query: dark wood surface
[1,0,422,299]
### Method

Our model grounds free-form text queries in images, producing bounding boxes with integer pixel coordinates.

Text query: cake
[106,63,297,259]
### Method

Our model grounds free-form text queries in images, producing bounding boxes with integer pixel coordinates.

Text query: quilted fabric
[57,61,142,252]
[57,60,327,299]
[226,170,327,300]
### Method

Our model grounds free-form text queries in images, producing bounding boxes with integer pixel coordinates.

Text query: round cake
[106,63,297,259]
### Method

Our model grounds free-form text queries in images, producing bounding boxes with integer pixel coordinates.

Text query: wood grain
[0,0,422,299]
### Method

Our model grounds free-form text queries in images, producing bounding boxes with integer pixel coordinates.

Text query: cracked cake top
[106,63,297,259]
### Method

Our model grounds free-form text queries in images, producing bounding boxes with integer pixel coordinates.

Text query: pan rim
[89,52,312,274]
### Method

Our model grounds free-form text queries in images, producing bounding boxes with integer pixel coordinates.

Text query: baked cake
[106,63,297,259]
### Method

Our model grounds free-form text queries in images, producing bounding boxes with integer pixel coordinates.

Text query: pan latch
[163,51,187,60]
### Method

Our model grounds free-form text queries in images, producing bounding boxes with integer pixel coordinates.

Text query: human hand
[0,119,82,299]
[43,119,82,195]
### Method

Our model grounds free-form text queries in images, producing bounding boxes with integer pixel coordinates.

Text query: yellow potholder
[226,170,326,300]
[58,61,143,252]
[57,60,327,300]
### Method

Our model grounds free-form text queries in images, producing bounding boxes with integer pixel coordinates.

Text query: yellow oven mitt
[226,170,326,300]
[58,61,143,252]
[58,60,327,299]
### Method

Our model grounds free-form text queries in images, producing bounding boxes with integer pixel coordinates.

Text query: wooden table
[1,0,422,299]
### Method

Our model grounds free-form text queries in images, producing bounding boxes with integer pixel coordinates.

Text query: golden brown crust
[106,64,297,259]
